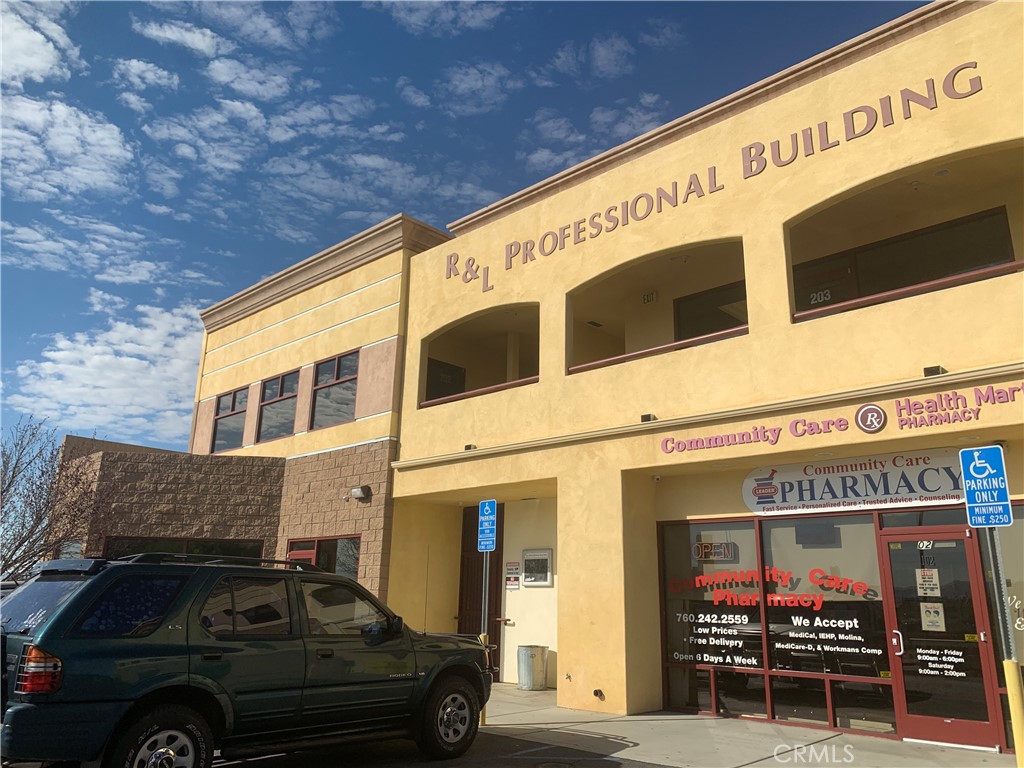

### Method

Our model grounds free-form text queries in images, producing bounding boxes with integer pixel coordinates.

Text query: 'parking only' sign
[478,499,497,552]
[959,445,1012,528]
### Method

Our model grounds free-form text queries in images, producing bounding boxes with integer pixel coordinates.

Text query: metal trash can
[517,645,548,690]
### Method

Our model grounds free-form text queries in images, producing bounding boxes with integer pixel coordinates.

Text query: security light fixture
[923,365,948,377]
[464,444,477,451]
[641,413,657,423]
[350,485,372,500]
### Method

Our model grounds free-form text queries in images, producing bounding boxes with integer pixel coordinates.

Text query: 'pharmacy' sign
[743,449,962,515]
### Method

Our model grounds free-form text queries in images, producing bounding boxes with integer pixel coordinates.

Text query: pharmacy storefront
[660,447,1021,751]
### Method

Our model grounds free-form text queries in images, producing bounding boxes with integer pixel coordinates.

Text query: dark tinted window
[674,280,748,341]
[793,207,1014,313]
[301,581,386,636]
[200,577,292,636]
[0,576,90,636]
[199,579,234,635]
[72,575,186,638]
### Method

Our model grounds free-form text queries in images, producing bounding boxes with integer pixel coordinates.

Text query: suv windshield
[0,575,91,636]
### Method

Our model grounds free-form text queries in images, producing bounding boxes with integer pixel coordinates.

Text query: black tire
[104,704,213,768]
[416,676,480,760]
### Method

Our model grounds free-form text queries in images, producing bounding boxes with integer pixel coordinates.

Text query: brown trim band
[420,375,540,408]
[568,326,749,375]
[793,261,1023,323]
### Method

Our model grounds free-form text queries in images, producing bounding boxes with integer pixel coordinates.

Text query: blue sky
[1,1,924,450]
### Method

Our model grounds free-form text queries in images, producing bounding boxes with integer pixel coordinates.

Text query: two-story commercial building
[81,0,1022,753]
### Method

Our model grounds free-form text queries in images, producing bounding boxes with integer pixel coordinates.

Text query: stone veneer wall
[278,439,396,601]
[85,450,285,558]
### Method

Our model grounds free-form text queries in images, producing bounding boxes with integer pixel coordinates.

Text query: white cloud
[286,3,340,46]
[205,57,295,101]
[118,91,151,114]
[1,95,134,202]
[131,17,236,57]
[6,302,205,447]
[144,202,193,222]
[638,19,684,49]
[590,34,635,79]
[87,288,128,315]
[590,93,669,142]
[112,58,180,91]
[143,159,185,198]
[196,2,339,50]
[1,212,214,287]
[199,2,295,49]
[437,61,523,117]
[329,94,377,122]
[143,99,268,175]
[368,1,505,37]
[529,110,586,145]
[396,76,431,108]
[0,2,84,91]
[516,109,589,174]
[550,42,584,79]
[530,35,635,86]
[520,146,588,175]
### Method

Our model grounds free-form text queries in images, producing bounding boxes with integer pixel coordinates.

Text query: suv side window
[301,581,386,636]
[71,575,187,638]
[199,576,293,636]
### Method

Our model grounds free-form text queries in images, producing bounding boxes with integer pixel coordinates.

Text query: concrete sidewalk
[481,683,1015,768]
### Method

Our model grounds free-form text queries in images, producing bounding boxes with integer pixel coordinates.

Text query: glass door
[879,530,1002,749]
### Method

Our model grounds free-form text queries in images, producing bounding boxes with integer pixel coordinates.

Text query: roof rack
[117,552,324,572]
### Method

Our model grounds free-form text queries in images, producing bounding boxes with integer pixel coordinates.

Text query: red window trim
[419,374,539,408]
[568,326,749,376]
[792,261,1023,323]
[211,386,249,453]
[309,350,359,431]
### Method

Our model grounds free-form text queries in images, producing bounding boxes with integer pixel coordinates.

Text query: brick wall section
[278,439,397,601]
[85,450,285,558]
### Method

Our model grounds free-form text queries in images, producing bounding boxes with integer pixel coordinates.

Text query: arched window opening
[421,304,540,406]
[568,241,747,373]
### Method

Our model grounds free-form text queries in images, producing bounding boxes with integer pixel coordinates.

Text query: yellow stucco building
[176,1,1023,752]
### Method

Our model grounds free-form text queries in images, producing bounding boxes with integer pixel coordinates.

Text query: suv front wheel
[416,676,480,760]
[105,704,213,768]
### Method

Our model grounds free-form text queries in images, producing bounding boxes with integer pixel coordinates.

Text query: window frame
[211,387,249,453]
[286,535,361,580]
[672,278,749,345]
[792,206,1019,323]
[198,574,295,639]
[256,369,300,443]
[309,350,359,431]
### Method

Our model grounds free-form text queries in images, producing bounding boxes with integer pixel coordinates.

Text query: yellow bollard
[479,633,489,726]
[1005,659,1024,768]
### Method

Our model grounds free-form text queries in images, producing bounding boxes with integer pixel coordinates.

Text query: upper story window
[674,278,747,343]
[793,207,1015,318]
[569,240,747,374]
[421,304,540,407]
[311,351,358,430]
[257,370,299,443]
[212,387,248,453]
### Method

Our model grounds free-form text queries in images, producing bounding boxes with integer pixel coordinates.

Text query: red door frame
[877,527,1004,750]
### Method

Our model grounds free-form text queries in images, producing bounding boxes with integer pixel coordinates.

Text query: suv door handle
[317,648,334,659]
[202,652,222,661]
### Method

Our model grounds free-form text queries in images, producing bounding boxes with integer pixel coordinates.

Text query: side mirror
[391,615,405,636]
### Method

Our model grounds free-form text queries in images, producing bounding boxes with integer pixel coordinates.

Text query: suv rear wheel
[416,676,480,760]
[104,704,213,768]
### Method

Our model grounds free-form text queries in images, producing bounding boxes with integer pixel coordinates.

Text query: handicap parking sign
[478,499,497,552]
[959,445,1012,527]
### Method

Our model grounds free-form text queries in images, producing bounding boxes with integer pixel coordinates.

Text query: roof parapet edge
[200,213,451,332]
[447,1,973,234]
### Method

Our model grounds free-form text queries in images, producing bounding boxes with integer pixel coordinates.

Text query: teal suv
[1,555,492,767]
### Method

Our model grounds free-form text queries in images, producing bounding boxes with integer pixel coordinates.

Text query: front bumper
[2,700,129,762]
